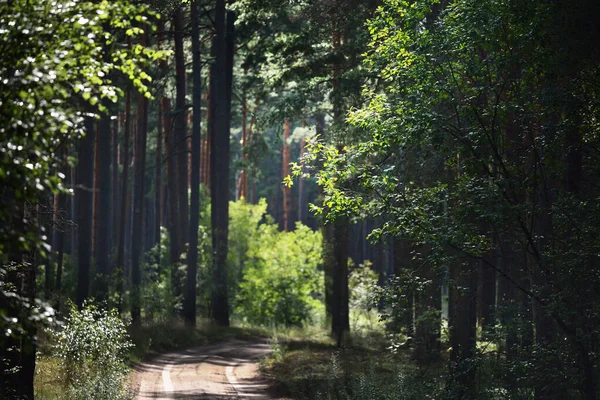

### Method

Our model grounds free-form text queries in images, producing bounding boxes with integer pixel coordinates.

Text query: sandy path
[133,340,274,399]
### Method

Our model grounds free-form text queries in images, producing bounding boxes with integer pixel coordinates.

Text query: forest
[2,0,600,399]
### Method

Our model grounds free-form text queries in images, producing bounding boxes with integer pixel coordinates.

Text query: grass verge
[261,329,446,400]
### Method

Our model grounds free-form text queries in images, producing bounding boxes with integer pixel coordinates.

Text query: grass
[35,355,65,400]
[260,327,439,400]
[128,317,269,361]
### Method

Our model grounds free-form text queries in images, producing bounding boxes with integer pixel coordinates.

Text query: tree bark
[112,114,120,250]
[184,0,202,327]
[209,1,233,326]
[297,138,306,225]
[448,256,478,399]
[94,112,112,303]
[76,118,95,308]
[130,31,149,324]
[392,238,414,337]
[282,120,292,231]
[116,86,132,312]
[173,8,189,255]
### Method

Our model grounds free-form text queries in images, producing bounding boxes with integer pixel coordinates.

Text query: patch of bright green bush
[234,202,323,327]
[52,302,133,400]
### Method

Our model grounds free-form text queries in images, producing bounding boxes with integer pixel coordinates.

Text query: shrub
[235,221,323,327]
[52,302,133,400]
[348,261,380,332]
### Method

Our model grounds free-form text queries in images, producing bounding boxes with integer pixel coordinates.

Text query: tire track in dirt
[134,339,274,399]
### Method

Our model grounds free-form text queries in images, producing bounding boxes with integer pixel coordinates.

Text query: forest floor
[133,339,281,399]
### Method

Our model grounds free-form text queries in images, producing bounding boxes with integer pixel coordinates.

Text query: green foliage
[141,227,180,320]
[52,302,133,400]
[234,202,323,327]
[299,0,600,396]
[348,261,380,332]
[316,357,437,400]
[0,0,166,344]
[227,198,270,300]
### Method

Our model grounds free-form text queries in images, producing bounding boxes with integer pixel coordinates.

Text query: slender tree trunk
[413,247,441,364]
[330,20,350,345]
[117,84,132,312]
[393,238,414,336]
[297,138,306,225]
[209,1,233,326]
[316,113,334,323]
[173,8,189,254]
[448,255,478,399]
[477,233,496,332]
[184,0,202,327]
[131,31,149,324]
[92,125,100,257]
[70,162,78,259]
[158,20,181,292]
[53,156,66,301]
[155,101,163,247]
[95,112,112,303]
[76,118,95,308]
[203,87,212,189]
[282,120,292,231]
[112,115,120,250]
[238,79,248,200]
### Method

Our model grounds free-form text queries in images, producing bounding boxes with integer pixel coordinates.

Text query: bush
[348,261,381,333]
[52,302,133,400]
[235,220,323,327]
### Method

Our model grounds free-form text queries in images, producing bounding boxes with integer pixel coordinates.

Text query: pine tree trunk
[76,118,95,308]
[155,101,163,247]
[297,138,306,225]
[477,235,496,332]
[392,238,414,337]
[116,86,132,312]
[330,20,350,345]
[130,31,149,325]
[282,120,292,231]
[53,154,67,301]
[95,113,112,303]
[112,115,120,250]
[209,1,233,326]
[448,255,478,399]
[158,20,182,294]
[173,8,189,254]
[413,246,441,365]
[184,0,202,327]
[92,125,100,257]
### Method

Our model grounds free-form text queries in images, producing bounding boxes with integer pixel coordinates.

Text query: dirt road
[134,339,274,399]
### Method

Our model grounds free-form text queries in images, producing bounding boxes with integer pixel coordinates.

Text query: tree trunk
[92,124,100,257]
[116,87,132,312]
[413,250,441,365]
[158,20,182,296]
[330,20,350,345]
[282,120,292,231]
[239,80,248,200]
[53,154,67,302]
[184,0,202,327]
[448,255,478,399]
[155,101,163,247]
[76,118,95,308]
[94,112,112,303]
[112,114,120,250]
[173,8,189,255]
[130,31,149,325]
[297,138,306,225]
[209,1,233,326]
[393,238,414,337]
[477,235,496,332]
